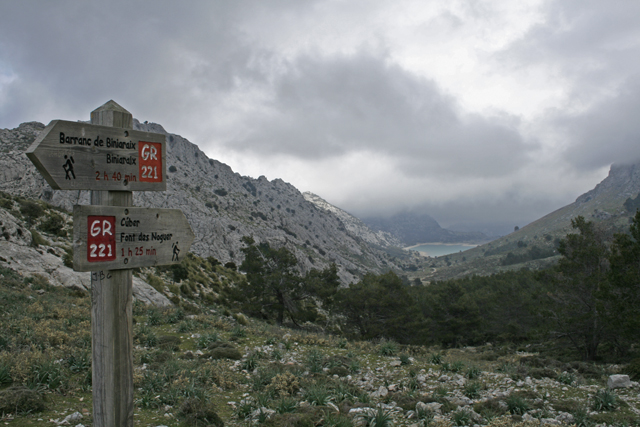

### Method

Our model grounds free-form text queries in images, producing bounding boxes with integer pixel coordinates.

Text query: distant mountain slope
[413,161,640,282]
[0,121,415,284]
[303,192,402,248]
[362,211,489,246]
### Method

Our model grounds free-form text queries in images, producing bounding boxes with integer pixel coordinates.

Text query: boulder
[607,374,632,389]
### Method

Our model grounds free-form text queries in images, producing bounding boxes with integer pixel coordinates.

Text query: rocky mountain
[0,121,415,284]
[362,211,489,247]
[302,192,402,248]
[411,161,640,282]
[0,197,172,307]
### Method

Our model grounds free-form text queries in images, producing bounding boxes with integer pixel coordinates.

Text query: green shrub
[572,407,594,427]
[231,326,246,339]
[207,345,242,361]
[557,371,575,385]
[452,408,472,426]
[506,395,529,415]
[147,308,163,326]
[274,396,297,414]
[303,384,330,406]
[146,274,165,293]
[38,212,67,236]
[378,340,398,356]
[306,349,324,374]
[530,367,558,380]
[196,332,219,349]
[0,386,45,414]
[466,366,481,379]
[29,360,66,391]
[0,362,12,386]
[625,358,640,381]
[19,200,44,224]
[179,398,224,427]
[357,406,394,427]
[429,353,443,364]
[473,398,507,420]
[463,381,482,399]
[592,389,617,411]
[30,229,49,247]
[157,335,181,351]
[62,246,73,268]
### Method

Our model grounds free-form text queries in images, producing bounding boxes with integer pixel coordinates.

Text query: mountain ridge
[0,120,419,284]
[411,161,640,282]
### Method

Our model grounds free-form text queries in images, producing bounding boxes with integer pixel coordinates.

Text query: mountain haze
[362,211,489,247]
[413,161,640,282]
[0,121,418,284]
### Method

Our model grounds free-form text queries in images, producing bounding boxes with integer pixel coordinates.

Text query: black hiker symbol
[172,242,180,261]
[63,155,75,180]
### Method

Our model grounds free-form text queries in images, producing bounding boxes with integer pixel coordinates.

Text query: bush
[19,200,44,224]
[30,229,49,247]
[38,212,67,236]
[625,358,640,381]
[0,386,46,414]
[207,345,242,360]
[452,408,472,426]
[179,398,224,426]
[463,381,482,399]
[473,398,507,420]
[157,335,181,351]
[592,389,617,411]
[506,395,529,415]
[378,340,398,356]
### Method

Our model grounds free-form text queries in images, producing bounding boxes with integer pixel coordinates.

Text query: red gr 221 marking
[139,142,163,182]
[87,216,116,262]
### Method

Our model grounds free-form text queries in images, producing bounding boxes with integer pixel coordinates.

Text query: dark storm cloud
[499,0,640,170]
[0,1,276,127]
[228,49,532,177]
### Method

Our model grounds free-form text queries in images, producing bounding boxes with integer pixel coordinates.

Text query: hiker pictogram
[63,155,75,179]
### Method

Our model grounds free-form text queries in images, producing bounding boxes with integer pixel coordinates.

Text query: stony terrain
[1,280,639,427]
[0,121,419,285]
[0,194,171,306]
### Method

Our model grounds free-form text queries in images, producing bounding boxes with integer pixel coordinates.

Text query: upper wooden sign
[73,205,195,271]
[26,120,166,191]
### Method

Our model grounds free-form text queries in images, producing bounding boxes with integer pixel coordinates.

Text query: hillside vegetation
[1,195,640,426]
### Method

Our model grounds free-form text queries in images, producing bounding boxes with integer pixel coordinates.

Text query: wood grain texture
[26,120,166,191]
[90,103,135,427]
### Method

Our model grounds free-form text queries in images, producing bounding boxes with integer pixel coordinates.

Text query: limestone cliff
[0,121,412,284]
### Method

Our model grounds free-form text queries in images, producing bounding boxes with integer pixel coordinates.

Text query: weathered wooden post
[90,101,135,426]
[26,101,195,427]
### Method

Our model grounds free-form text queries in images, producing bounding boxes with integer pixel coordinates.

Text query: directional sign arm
[26,120,166,191]
[73,205,195,271]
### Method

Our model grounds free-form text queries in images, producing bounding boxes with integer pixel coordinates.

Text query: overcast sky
[2,0,640,235]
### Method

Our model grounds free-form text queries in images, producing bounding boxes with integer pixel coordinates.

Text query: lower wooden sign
[73,205,195,271]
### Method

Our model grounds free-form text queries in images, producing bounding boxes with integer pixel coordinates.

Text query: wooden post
[90,101,134,427]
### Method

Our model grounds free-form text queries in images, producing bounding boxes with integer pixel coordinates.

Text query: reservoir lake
[408,243,477,257]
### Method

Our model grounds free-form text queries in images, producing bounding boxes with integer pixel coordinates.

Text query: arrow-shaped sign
[73,205,195,271]
[26,120,167,191]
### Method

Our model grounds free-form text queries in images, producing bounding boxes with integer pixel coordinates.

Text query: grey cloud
[556,74,640,170]
[227,49,532,177]
[0,1,273,127]
[499,0,640,170]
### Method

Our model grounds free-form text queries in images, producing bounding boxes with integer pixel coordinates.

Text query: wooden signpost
[26,120,166,191]
[73,205,194,271]
[26,100,194,427]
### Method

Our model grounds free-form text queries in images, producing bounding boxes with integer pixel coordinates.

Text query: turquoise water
[409,243,476,257]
